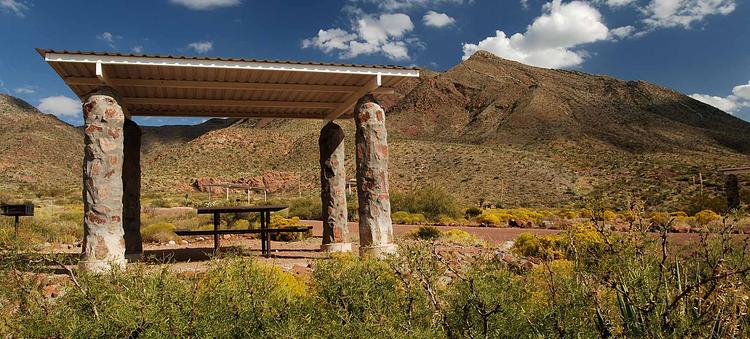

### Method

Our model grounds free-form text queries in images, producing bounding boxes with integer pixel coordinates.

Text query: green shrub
[512,232,563,259]
[141,222,178,243]
[464,207,482,219]
[391,211,427,225]
[391,186,461,220]
[288,197,322,220]
[407,226,442,241]
[270,215,310,242]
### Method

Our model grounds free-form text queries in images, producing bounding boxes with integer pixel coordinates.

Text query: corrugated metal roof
[36,48,418,71]
[37,49,420,120]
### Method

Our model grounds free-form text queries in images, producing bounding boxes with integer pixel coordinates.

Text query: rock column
[123,118,142,261]
[354,95,396,258]
[80,87,126,272]
[726,174,740,211]
[319,122,352,252]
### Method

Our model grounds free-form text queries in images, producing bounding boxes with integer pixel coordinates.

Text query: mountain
[2,52,749,210]
[0,94,82,197]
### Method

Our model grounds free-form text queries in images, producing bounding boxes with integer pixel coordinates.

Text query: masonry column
[123,118,142,261]
[319,122,352,252]
[354,94,396,258]
[80,87,126,272]
[726,174,740,211]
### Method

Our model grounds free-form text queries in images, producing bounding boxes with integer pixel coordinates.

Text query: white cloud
[642,0,736,29]
[131,46,144,53]
[520,0,529,9]
[733,81,750,101]
[461,0,609,68]
[303,13,416,60]
[422,11,455,28]
[187,41,213,54]
[689,93,738,112]
[170,0,240,10]
[0,0,28,17]
[13,86,34,94]
[610,25,635,39]
[37,96,81,117]
[689,80,750,114]
[354,0,468,11]
[596,0,637,7]
[97,32,119,48]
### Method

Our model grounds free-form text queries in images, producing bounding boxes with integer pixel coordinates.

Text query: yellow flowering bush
[694,209,721,226]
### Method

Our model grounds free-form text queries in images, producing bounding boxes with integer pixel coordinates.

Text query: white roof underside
[38,49,419,120]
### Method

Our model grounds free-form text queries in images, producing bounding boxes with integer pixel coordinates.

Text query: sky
[1,0,749,126]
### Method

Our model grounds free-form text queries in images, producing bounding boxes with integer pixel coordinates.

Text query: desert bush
[391,186,461,220]
[602,210,617,222]
[407,226,442,241]
[694,209,721,225]
[560,210,579,219]
[464,207,482,219]
[512,232,564,259]
[288,197,322,220]
[476,212,501,226]
[3,210,750,338]
[391,211,427,225]
[440,229,483,246]
[141,222,178,243]
[269,214,310,241]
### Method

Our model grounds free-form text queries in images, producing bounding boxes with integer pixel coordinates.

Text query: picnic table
[174,205,312,257]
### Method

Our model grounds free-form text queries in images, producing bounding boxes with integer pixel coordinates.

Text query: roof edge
[37,48,421,71]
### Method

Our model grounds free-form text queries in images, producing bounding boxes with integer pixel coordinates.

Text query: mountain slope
[0,94,83,195]
[2,52,749,210]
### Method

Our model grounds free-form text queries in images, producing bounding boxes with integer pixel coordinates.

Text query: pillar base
[321,242,353,253]
[125,253,143,262]
[78,258,126,273]
[359,244,398,258]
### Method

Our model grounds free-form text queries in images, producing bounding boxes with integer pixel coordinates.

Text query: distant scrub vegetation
[3,212,750,337]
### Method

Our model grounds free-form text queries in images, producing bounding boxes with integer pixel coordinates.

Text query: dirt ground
[43,221,711,273]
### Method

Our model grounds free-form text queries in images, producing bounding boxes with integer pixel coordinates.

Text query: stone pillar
[123,118,142,261]
[80,87,126,272]
[726,174,740,211]
[354,95,396,258]
[319,122,352,252]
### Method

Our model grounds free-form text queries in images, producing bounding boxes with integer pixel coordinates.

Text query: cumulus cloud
[596,0,637,7]
[13,86,34,94]
[187,41,213,54]
[689,80,750,114]
[170,0,240,10]
[422,11,455,27]
[0,0,28,17]
[303,13,416,60]
[131,46,144,53]
[609,25,635,39]
[37,96,81,117]
[354,0,468,11]
[642,0,736,29]
[461,0,609,68]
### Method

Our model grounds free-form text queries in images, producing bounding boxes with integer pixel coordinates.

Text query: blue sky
[1,0,748,126]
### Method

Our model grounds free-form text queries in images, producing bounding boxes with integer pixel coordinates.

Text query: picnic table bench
[174,205,312,257]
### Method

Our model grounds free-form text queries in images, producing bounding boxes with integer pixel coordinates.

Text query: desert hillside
[2,52,749,209]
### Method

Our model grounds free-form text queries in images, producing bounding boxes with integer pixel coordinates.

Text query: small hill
[0,94,83,197]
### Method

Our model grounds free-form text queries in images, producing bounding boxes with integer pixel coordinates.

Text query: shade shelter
[37,49,419,272]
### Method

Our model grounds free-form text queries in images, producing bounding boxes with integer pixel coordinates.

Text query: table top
[197,205,288,214]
